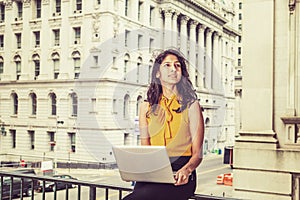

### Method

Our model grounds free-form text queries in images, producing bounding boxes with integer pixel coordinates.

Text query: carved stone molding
[163,8,174,17]
[289,0,296,12]
[5,0,13,10]
[189,20,198,29]
[180,16,190,25]
[113,15,120,39]
[281,116,300,124]
[42,0,49,4]
[92,12,101,41]
[23,0,31,8]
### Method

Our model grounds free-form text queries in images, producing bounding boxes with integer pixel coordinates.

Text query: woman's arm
[175,100,204,185]
[139,101,151,145]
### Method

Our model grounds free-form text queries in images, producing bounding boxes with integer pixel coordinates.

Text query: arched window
[205,117,210,126]
[29,93,37,115]
[14,55,21,80]
[148,60,153,84]
[11,92,18,115]
[72,51,81,79]
[136,95,143,116]
[32,54,40,79]
[123,94,130,119]
[124,54,130,80]
[52,52,60,79]
[137,57,142,83]
[70,92,78,117]
[49,93,57,115]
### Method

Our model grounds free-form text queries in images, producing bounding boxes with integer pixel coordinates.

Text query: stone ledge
[281,116,300,124]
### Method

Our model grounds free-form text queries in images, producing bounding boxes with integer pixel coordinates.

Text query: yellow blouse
[147,95,192,157]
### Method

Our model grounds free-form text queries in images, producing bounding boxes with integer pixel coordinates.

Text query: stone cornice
[223,25,241,37]
[184,0,228,26]
[281,116,300,124]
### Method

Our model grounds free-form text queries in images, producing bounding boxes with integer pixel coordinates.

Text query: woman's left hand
[174,168,191,186]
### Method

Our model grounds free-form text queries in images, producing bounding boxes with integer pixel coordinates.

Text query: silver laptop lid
[112,145,175,184]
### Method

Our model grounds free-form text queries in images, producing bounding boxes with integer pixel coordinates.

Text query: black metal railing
[0,171,241,200]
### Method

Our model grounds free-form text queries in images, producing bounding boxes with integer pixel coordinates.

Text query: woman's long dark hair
[147,49,197,114]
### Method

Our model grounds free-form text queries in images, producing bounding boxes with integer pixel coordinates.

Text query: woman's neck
[162,85,178,99]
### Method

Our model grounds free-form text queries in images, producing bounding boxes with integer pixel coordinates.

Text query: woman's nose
[170,64,176,71]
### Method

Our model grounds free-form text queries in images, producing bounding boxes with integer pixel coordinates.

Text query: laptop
[112,145,176,184]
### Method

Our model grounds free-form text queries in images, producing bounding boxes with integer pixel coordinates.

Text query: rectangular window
[91,98,96,112]
[0,35,4,49]
[28,131,35,150]
[125,0,129,16]
[71,94,78,117]
[112,99,117,114]
[136,62,141,83]
[74,27,81,44]
[93,56,98,67]
[125,30,130,47]
[124,60,128,80]
[74,58,80,71]
[138,1,143,21]
[53,59,59,72]
[97,0,101,5]
[34,60,40,78]
[16,61,21,80]
[0,61,3,74]
[17,2,23,18]
[112,56,116,69]
[69,133,76,152]
[238,24,242,31]
[149,6,154,26]
[149,38,154,53]
[36,0,41,18]
[238,47,241,55]
[55,0,61,13]
[238,59,241,66]
[138,34,142,49]
[238,13,242,20]
[49,132,55,151]
[0,4,5,22]
[53,29,60,46]
[11,130,16,148]
[76,0,82,11]
[34,31,40,47]
[16,33,21,49]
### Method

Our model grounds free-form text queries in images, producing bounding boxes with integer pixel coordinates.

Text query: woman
[123,49,204,200]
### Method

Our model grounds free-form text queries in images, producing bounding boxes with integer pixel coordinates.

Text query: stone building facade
[0,0,239,165]
[234,0,300,199]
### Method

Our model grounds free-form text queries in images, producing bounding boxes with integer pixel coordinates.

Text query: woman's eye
[174,63,181,68]
[163,63,171,68]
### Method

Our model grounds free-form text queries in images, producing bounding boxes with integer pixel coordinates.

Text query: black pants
[122,156,196,200]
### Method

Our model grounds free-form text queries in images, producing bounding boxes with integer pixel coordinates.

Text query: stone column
[158,8,165,50]
[172,11,180,47]
[180,16,189,57]
[205,28,212,89]
[212,32,220,91]
[163,9,173,48]
[189,20,197,85]
[197,24,206,88]
[234,1,279,199]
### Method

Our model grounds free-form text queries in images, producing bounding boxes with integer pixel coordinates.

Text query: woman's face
[157,54,182,87]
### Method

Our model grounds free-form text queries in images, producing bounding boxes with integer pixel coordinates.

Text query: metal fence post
[89,186,96,200]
